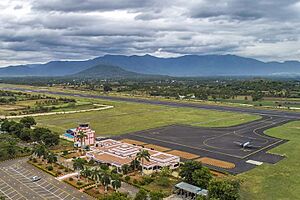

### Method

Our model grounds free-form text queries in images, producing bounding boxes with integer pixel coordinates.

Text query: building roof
[175,182,208,196]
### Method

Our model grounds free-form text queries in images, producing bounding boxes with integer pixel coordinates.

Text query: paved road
[0,158,92,200]
[3,87,300,119]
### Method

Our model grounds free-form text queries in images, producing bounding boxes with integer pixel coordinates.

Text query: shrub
[142,176,154,185]
[69,177,73,181]
[32,158,37,163]
[133,179,138,185]
[156,176,170,187]
[64,168,69,172]
[77,181,83,186]
[47,166,53,171]
[125,176,130,182]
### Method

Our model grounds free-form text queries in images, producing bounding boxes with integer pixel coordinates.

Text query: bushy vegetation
[1,117,59,146]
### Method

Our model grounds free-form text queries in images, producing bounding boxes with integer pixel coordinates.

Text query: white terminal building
[86,139,180,174]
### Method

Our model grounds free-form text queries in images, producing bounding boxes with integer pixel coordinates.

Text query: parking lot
[0,158,92,200]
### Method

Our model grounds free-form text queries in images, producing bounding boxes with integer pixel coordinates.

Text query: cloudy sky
[1,0,300,66]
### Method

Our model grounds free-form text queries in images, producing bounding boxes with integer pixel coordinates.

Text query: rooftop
[175,182,208,196]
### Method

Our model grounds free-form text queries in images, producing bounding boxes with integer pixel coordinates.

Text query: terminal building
[86,139,180,174]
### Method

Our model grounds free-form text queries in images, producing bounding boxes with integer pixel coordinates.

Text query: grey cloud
[0,0,300,66]
[32,0,153,12]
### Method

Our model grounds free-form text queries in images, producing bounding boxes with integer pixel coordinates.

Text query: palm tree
[121,164,130,175]
[46,152,57,166]
[100,170,111,192]
[32,144,48,159]
[76,130,86,148]
[72,158,86,178]
[91,168,103,189]
[136,149,150,175]
[130,159,140,172]
[111,174,122,191]
[80,167,92,181]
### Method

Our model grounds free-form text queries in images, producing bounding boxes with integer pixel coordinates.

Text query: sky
[0,0,300,66]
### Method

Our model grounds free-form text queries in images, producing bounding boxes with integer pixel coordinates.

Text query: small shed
[174,182,208,199]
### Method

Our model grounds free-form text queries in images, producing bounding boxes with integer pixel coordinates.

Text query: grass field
[239,120,300,200]
[33,97,260,136]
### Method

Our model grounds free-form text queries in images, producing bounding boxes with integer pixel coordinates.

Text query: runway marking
[130,116,287,159]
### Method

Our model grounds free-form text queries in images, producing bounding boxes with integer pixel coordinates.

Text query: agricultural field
[239,120,300,200]
[0,89,104,117]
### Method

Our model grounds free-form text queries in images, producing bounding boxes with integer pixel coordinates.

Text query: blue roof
[175,182,208,196]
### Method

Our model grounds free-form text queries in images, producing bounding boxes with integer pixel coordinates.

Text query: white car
[31,176,41,182]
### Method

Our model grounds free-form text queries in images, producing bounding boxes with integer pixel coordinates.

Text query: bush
[47,166,53,171]
[134,189,148,200]
[32,158,37,163]
[125,176,130,182]
[64,168,69,172]
[69,177,73,181]
[77,181,83,186]
[156,176,170,187]
[141,176,154,185]
[133,179,138,185]
[149,191,164,200]
[58,165,64,169]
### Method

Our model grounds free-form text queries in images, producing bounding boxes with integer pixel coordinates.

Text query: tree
[179,160,203,184]
[81,167,92,181]
[6,142,17,158]
[9,122,24,137]
[134,189,148,200]
[20,116,36,128]
[76,130,86,148]
[111,175,122,191]
[91,168,103,189]
[32,144,48,159]
[19,128,33,142]
[192,167,212,189]
[101,170,111,192]
[136,149,150,175]
[72,158,86,178]
[103,85,113,92]
[208,177,240,200]
[121,164,130,175]
[39,131,59,146]
[149,191,164,200]
[130,159,140,172]
[46,152,58,166]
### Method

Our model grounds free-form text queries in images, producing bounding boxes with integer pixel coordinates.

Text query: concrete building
[86,139,180,174]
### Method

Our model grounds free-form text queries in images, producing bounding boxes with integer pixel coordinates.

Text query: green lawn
[239,120,300,200]
[34,98,260,136]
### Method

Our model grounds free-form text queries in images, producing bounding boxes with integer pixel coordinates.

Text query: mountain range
[1,54,300,77]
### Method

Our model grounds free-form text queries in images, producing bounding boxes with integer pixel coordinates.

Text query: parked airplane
[233,141,261,149]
